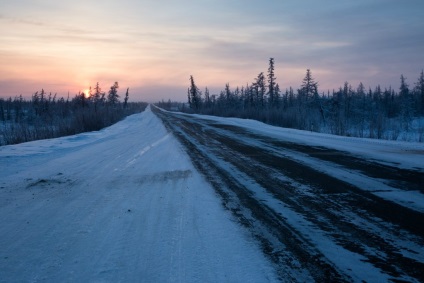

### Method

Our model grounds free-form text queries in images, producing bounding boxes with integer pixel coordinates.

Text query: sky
[1,0,424,102]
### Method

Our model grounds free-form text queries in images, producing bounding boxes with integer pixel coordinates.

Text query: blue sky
[1,0,423,101]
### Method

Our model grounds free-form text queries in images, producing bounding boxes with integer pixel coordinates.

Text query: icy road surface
[153,106,424,282]
[0,106,278,282]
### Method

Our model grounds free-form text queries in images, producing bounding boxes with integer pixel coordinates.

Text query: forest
[0,82,147,146]
[158,59,424,142]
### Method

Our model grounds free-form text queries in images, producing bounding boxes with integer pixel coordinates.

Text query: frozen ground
[0,106,278,282]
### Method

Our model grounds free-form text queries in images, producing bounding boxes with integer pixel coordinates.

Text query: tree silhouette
[107,82,120,105]
[267,58,277,108]
[188,75,202,110]
[124,88,129,109]
[300,69,318,105]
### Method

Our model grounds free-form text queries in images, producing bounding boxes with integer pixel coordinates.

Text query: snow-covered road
[0,106,278,282]
[154,106,424,282]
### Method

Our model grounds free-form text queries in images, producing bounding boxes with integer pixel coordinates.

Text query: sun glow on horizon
[83,89,90,98]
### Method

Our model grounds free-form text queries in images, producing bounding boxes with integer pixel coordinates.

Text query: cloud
[1,0,423,101]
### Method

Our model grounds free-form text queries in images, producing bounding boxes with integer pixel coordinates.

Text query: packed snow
[0,106,278,282]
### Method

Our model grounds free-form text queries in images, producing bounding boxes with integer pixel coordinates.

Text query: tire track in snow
[153,106,424,283]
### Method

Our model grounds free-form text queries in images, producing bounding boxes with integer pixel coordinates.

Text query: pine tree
[243,83,251,109]
[254,72,266,108]
[187,88,191,108]
[188,75,202,111]
[87,86,93,102]
[77,90,87,108]
[93,82,103,112]
[300,69,318,105]
[124,88,129,109]
[107,82,120,105]
[267,58,277,108]
[93,82,102,103]
[400,75,412,129]
[274,83,281,108]
[225,83,232,109]
[6,97,12,120]
[204,87,211,108]
[400,75,409,98]
[234,86,240,99]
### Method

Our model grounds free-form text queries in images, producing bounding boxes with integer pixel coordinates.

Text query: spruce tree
[87,86,93,102]
[107,82,120,105]
[254,72,266,108]
[188,75,202,111]
[400,75,412,129]
[187,88,192,108]
[124,88,129,109]
[225,83,232,109]
[93,82,102,103]
[204,87,211,108]
[300,69,318,104]
[267,58,277,108]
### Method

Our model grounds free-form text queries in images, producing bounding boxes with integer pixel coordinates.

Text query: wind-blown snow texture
[0,106,278,282]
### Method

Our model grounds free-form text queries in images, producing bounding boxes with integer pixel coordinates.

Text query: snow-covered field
[0,106,278,282]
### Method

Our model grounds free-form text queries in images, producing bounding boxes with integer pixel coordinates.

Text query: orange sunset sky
[1,0,423,102]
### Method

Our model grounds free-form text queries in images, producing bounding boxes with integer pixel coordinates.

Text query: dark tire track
[208,122,424,193]
[154,108,346,282]
[153,107,424,282]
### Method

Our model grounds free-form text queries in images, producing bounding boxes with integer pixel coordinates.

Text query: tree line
[181,58,424,141]
[0,82,147,145]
